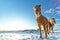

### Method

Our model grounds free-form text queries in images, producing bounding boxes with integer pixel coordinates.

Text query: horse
[47,18,56,34]
[33,5,49,38]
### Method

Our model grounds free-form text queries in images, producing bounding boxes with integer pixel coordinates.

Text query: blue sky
[0,0,60,31]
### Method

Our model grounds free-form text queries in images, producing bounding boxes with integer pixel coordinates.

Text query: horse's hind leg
[47,24,50,34]
[51,26,54,33]
[38,24,42,38]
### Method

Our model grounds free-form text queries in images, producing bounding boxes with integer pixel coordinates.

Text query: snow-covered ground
[0,30,60,40]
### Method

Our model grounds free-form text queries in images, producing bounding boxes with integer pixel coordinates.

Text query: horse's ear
[53,18,56,24]
[39,5,41,7]
[52,18,56,24]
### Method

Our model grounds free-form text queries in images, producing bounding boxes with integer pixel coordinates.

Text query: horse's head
[33,5,41,16]
[50,18,56,25]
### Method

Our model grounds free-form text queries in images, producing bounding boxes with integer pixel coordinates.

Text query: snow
[0,30,60,40]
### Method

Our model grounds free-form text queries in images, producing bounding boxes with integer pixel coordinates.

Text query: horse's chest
[36,16,42,23]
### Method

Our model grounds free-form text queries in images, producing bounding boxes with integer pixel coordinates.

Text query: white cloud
[56,6,60,9]
[45,8,55,13]
[56,6,60,14]
[0,20,37,31]
[56,10,60,14]
[45,5,60,14]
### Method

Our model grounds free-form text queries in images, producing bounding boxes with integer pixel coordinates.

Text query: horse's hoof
[45,36,47,39]
[48,32,49,34]
[52,31,54,33]
[40,36,42,38]
[40,35,42,38]
[45,35,47,38]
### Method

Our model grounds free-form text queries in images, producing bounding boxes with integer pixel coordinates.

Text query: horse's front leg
[38,24,42,38]
[44,25,48,38]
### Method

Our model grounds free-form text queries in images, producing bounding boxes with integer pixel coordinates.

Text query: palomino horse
[33,5,49,38]
[47,18,56,34]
